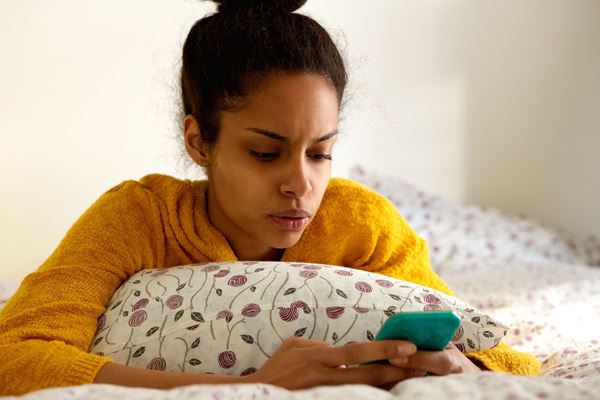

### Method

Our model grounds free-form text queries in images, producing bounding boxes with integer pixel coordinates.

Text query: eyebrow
[245,127,338,144]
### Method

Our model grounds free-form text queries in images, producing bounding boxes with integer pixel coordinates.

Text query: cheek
[311,163,332,188]
[212,147,263,183]
[211,157,272,206]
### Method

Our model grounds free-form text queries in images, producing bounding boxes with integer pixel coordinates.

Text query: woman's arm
[0,180,166,395]
[93,363,243,388]
[94,337,424,391]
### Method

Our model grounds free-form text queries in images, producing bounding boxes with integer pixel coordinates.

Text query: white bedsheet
[1,374,599,400]
[2,261,600,399]
[438,263,600,381]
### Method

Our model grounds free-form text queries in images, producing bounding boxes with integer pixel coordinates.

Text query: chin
[269,231,304,249]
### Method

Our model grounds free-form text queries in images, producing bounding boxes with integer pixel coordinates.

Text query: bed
[1,164,599,399]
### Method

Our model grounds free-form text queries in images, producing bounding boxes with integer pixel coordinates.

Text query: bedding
[1,261,599,399]
[349,165,600,270]
[1,165,599,399]
[87,262,507,375]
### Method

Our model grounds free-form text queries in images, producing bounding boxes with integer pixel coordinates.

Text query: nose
[280,155,312,198]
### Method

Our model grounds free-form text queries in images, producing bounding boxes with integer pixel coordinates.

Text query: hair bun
[214,0,307,14]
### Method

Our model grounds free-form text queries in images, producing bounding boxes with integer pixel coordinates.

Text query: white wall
[463,1,600,239]
[1,0,599,282]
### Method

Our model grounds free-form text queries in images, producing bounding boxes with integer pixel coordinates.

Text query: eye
[250,150,279,162]
[250,150,333,162]
[309,153,333,161]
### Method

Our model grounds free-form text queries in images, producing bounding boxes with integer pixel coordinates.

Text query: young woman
[0,0,541,395]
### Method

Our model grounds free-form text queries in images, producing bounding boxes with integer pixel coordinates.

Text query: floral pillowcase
[89,262,508,376]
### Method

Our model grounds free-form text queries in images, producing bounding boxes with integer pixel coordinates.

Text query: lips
[270,209,311,218]
[269,209,311,231]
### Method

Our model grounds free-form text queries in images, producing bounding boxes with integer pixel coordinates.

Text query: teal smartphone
[375,311,461,351]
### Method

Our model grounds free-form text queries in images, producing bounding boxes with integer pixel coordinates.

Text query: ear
[183,114,212,168]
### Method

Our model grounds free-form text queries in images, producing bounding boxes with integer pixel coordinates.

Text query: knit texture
[0,174,541,395]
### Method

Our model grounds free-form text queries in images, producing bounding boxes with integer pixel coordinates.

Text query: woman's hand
[388,342,482,375]
[241,336,422,390]
[371,342,482,390]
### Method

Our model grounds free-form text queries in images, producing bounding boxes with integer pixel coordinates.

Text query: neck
[204,182,285,262]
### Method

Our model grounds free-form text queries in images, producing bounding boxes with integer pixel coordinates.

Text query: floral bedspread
[2,261,600,399]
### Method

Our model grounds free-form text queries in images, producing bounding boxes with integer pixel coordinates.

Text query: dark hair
[179,0,348,151]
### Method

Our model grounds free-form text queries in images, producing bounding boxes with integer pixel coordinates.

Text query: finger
[323,363,417,387]
[282,336,330,349]
[316,340,417,367]
[390,350,462,376]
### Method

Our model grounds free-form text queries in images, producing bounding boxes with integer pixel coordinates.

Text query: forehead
[221,72,339,141]
[248,72,338,106]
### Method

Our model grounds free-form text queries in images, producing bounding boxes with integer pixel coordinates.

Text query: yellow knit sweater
[0,174,541,395]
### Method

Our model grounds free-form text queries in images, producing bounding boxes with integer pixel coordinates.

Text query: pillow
[89,262,509,376]
[349,164,598,268]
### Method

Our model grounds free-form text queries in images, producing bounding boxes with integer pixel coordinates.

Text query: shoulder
[321,177,399,220]
[105,173,189,193]
[319,178,404,229]
[300,177,421,269]
[102,173,205,201]
[85,174,209,220]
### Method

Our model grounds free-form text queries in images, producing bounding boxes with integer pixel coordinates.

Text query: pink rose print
[166,295,184,310]
[243,261,259,265]
[214,269,230,278]
[128,310,147,327]
[278,307,299,322]
[375,279,393,288]
[132,298,150,311]
[186,324,200,330]
[325,306,345,319]
[425,294,441,305]
[147,357,167,370]
[452,325,464,341]
[97,315,106,330]
[353,306,370,314]
[335,270,353,276]
[241,303,261,317]
[241,367,257,376]
[217,310,233,321]
[423,293,442,311]
[299,270,317,279]
[290,300,309,311]
[228,275,248,287]
[355,282,372,293]
[303,265,322,270]
[218,350,237,369]
[279,300,309,321]
[201,265,220,272]
[455,343,466,353]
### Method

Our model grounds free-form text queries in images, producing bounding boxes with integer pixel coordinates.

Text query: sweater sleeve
[352,190,541,376]
[0,180,165,396]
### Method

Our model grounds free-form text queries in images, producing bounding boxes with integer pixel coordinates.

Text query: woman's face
[184,72,340,261]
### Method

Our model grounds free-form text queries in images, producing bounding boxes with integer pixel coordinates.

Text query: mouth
[269,215,309,231]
